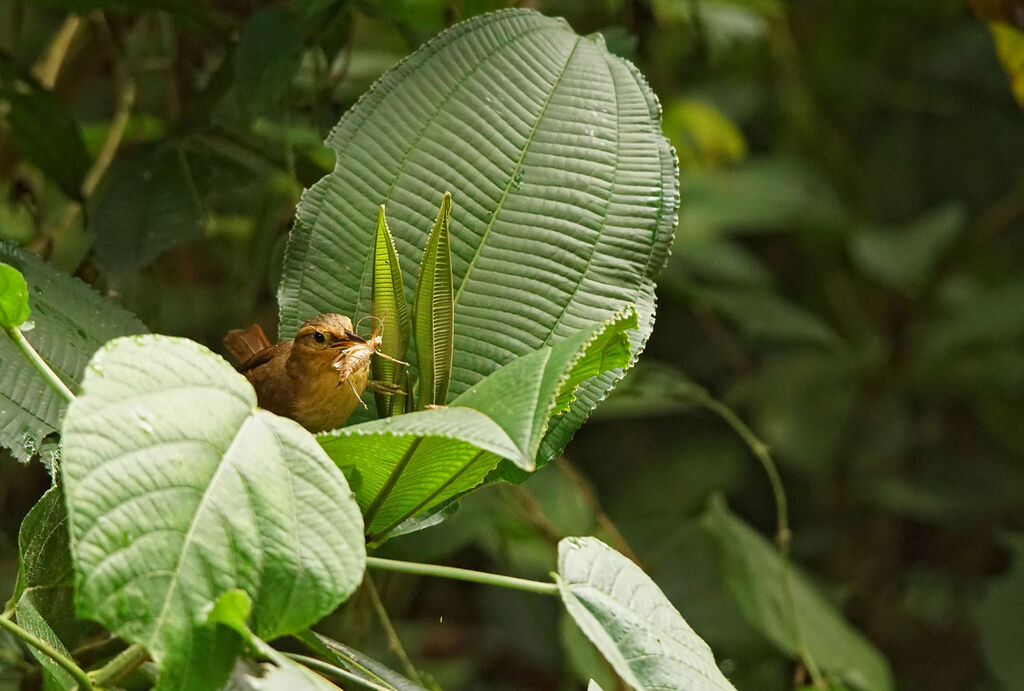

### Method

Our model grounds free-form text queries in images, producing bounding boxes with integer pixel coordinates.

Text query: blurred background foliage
[1,0,1023,689]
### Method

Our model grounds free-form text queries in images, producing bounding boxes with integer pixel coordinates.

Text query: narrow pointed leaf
[413,192,454,409]
[62,335,366,689]
[0,242,147,463]
[371,205,411,417]
[277,9,677,466]
[557,537,736,691]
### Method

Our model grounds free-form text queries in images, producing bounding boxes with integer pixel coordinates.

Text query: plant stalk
[365,557,560,596]
[363,577,423,685]
[0,610,93,691]
[4,327,75,402]
[700,394,826,687]
[88,643,148,686]
[285,653,394,691]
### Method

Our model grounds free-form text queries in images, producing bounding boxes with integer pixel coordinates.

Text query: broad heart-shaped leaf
[700,497,894,691]
[320,312,634,541]
[0,262,31,327]
[371,205,412,417]
[62,335,366,691]
[0,242,147,463]
[278,8,677,467]
[9,484,86,690]
[556,537,736,691]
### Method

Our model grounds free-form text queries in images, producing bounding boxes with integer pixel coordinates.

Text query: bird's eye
[313,331,326,344]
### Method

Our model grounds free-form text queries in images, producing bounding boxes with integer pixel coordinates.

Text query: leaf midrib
[451,35,584,309]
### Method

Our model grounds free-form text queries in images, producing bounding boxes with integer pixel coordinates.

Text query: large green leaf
[556,536,736,691]
[62,335,366,690]
[0,242,147,463]
[700,497,894,691]
[278,8,677,466]
[320,312,634,541]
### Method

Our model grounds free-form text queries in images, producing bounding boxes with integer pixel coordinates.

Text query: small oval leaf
[0,262,30,328]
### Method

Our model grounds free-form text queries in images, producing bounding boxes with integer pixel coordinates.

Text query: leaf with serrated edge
[557,537,736,691]
[701,497,894,691]
[413,192,454,409]
[320,312,634,540]
[277,9,677,468]
[62,335,365,690]
[371,205,412,417]
[0,242,147,463]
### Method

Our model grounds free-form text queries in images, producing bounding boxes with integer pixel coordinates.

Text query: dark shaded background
[1,1,1023,689]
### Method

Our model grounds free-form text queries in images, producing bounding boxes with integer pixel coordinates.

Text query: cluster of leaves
[1,0,1022,690]
[0,7,743,691]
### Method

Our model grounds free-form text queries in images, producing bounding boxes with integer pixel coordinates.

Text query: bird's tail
[223,323,272,364]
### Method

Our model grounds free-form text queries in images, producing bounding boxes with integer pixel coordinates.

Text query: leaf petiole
[365,556,559,596]
[3,326,76,403]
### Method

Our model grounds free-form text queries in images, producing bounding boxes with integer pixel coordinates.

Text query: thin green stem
[700,394,826,687]
[88,643,148,687]
[4,327,75,402]
[0,609,93,691]
[1,600,14,620]
[364,577,423,685]
[366,557,560,596]
[286,652,394,691]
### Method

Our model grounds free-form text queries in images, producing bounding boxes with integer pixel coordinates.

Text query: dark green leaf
[0,56,89,200]
[233,7,306,122]
[0,242,146,463]
[9,485,83,691]
[975,535,1024,688]
[848,204,965,292]
[701,497,894,691]
[62,335,366,689]
[91,144,203,271]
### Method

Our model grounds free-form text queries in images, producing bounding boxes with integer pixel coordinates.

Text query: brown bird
[224,313,403,432]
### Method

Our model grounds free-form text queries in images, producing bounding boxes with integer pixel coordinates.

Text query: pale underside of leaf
[62,336,365,689]
[557,537,736,691]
